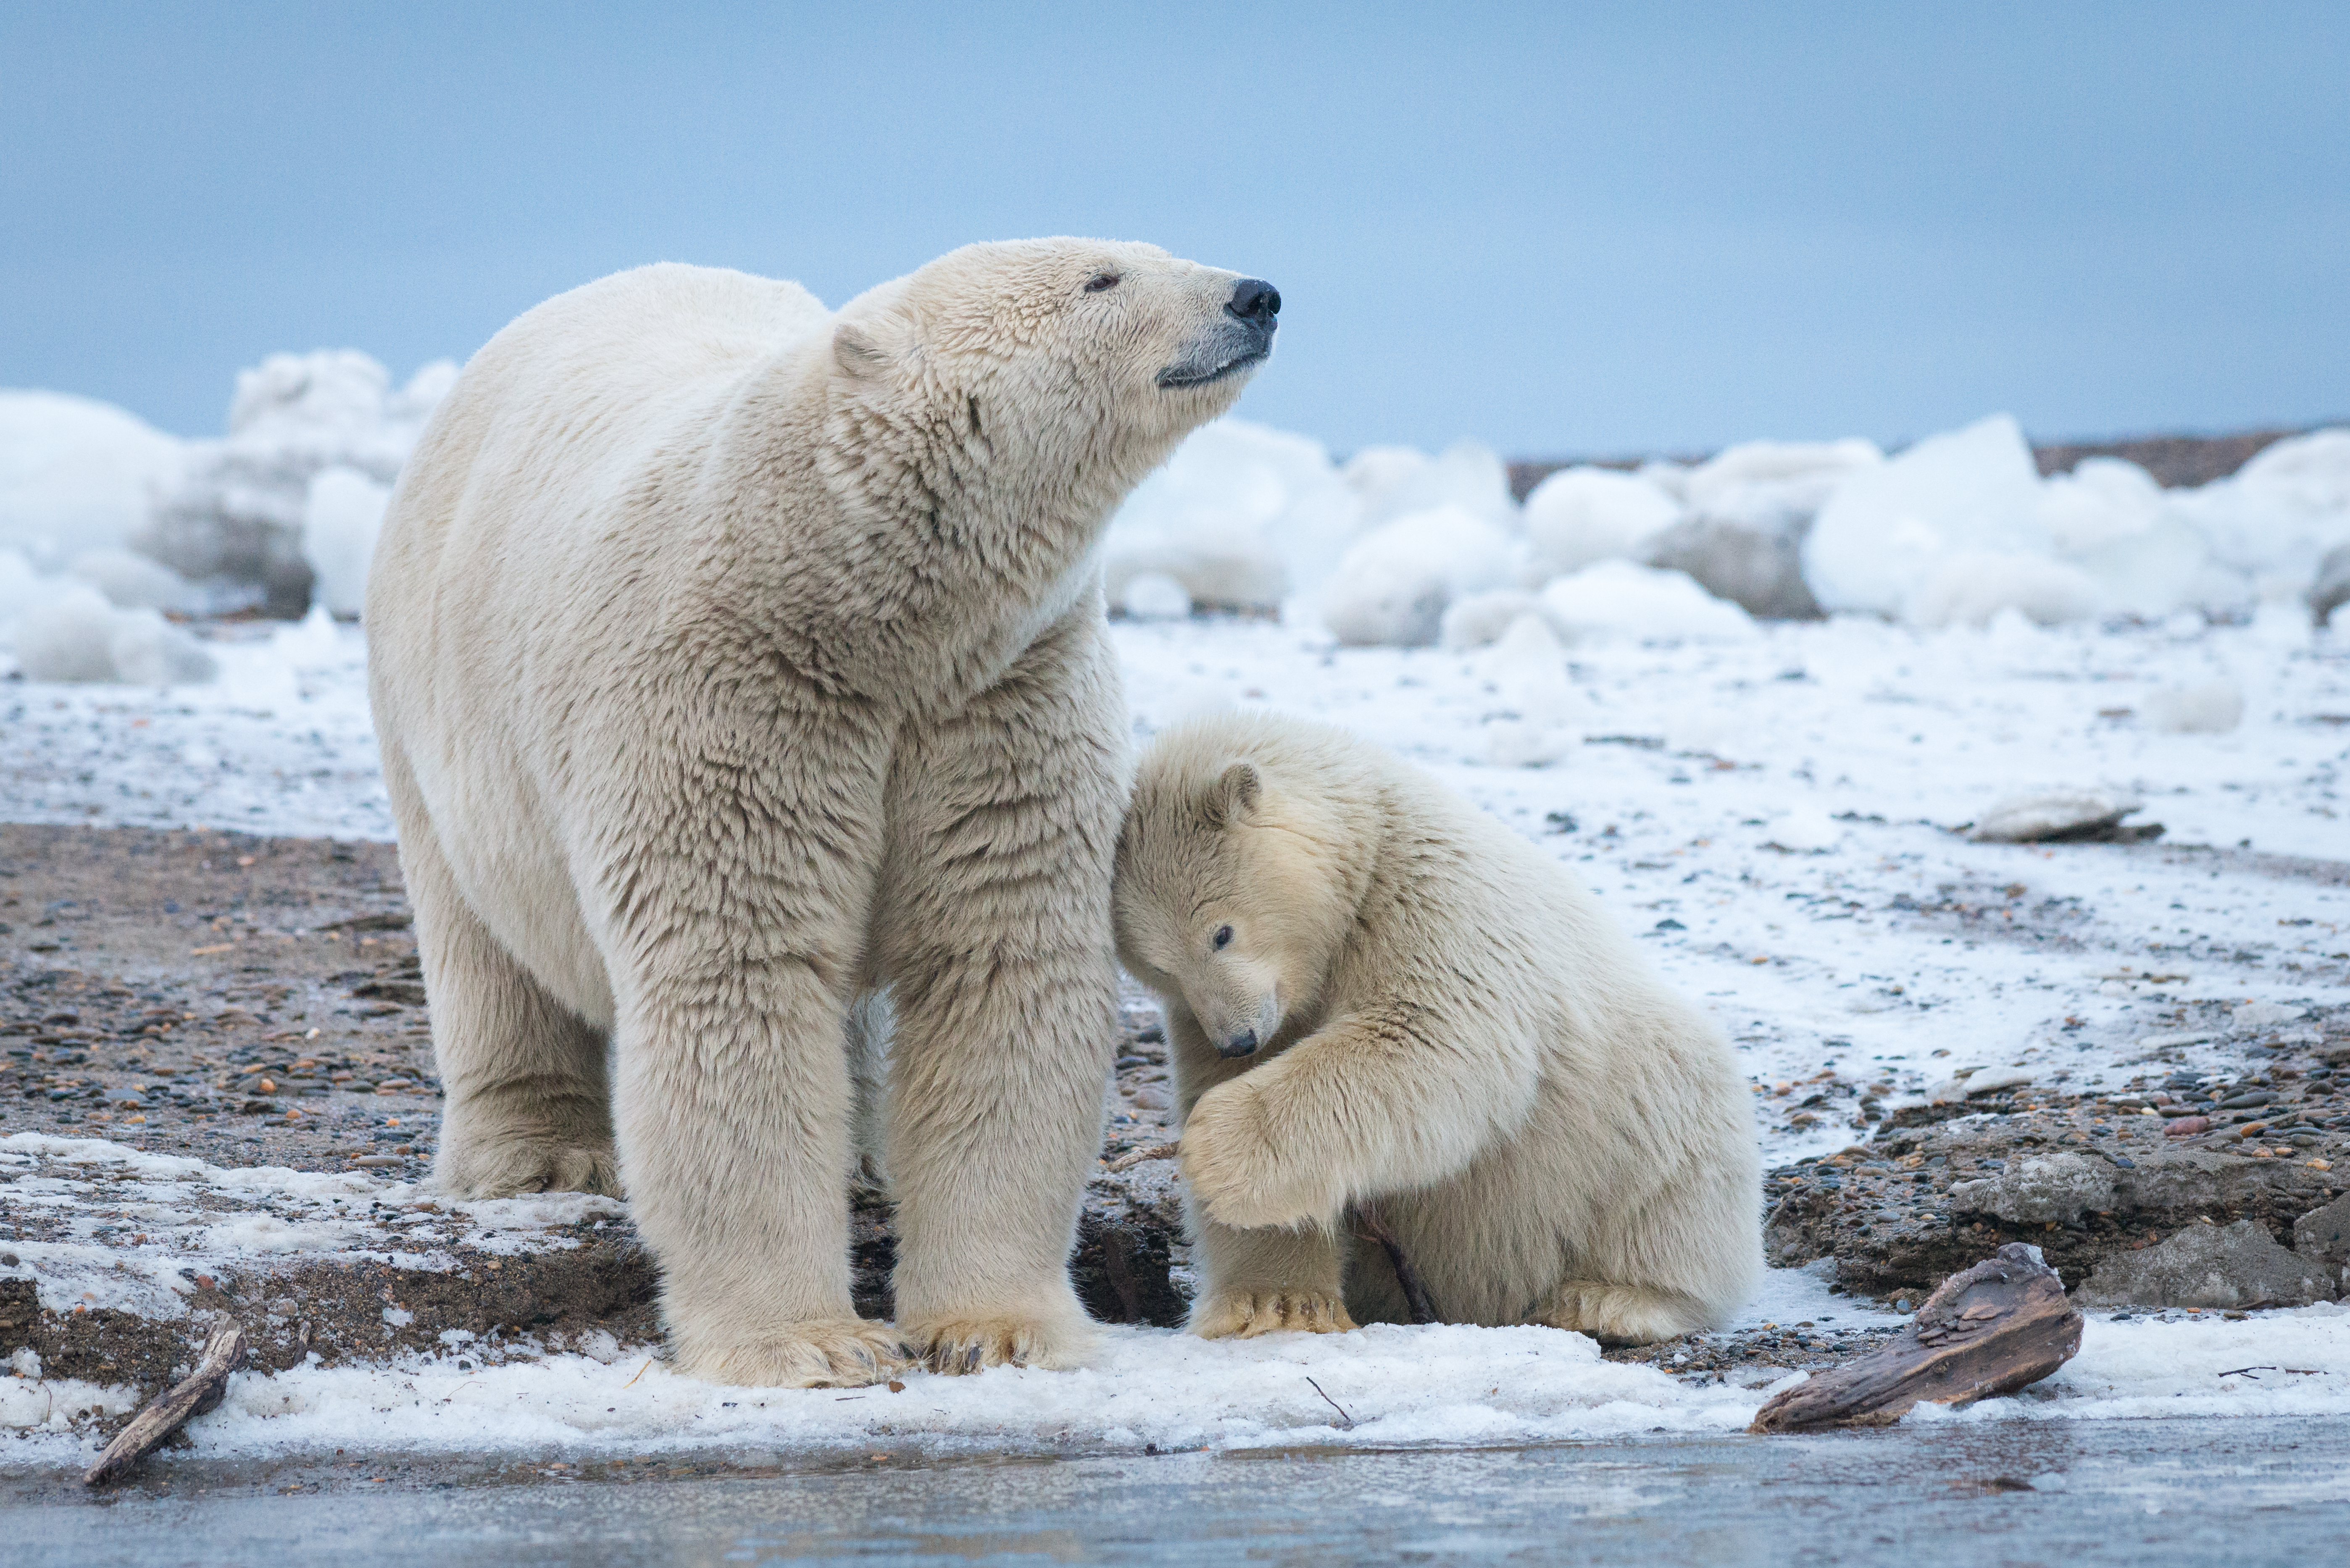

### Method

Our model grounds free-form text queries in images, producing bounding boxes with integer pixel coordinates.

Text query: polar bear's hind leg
[1540,1281,1713,1346]
[389,756,618,1199]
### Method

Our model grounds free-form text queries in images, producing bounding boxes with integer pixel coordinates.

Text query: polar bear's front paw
[901,1311,1095,1375]
[674,1318,911,1389]
[1541,1282,1710,1347]
[1190,1288,1358,1339]
[433,1136,620,1200]
[1179,1081,1337,1230]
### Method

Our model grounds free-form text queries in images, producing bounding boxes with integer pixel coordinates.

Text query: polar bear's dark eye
[1084,273,1120,293]
[1213,925,1233,951]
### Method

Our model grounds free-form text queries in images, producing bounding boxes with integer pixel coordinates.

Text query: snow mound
[1102,419,1362,614]
[1324,504,1513,647]
[2147,678,2246,735]
[1116,570,1193,620]
[7,582,216,685]
[302,465,393,617]
[1539,561,1758,643]
[0,391,185,569]
[1440,587,1545,649]
[1521,466,1683,580]
[66,546,203,612]
[1803,414,2047,620]
[1682,437,1882,531]
[2166,428,2350,598]
[1342,439,1518,531]
[138,352,455,618]
[1909,550,2104,629]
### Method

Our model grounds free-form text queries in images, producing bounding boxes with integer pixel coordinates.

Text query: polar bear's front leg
[603,703,909,1390]
[1180,1004,1542,1232]
[873,607,1124,1374]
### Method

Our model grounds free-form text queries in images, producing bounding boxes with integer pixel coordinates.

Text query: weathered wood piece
[1351,1201,1442,1325]
[1749,1243,2082,1434]
[82,1321,247,1486]
[1107,1140,1182,1174]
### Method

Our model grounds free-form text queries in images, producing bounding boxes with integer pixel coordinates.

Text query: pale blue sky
[4,2,2345,455]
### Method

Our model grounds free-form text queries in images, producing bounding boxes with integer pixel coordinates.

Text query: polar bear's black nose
[1218,1027,1261,1059]
[1226,279,1280,324]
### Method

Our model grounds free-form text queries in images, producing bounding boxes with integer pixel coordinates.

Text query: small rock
[1129,1085,1171,1112]
[2076,1220,2333,1310]
[2232,1002,2308,1034]
[1968,790,2155,845]
[1947,1153,2117,1226]
[1963,1066,2035,1099]
[2293,1192,2350,1292]
[2163,1116,2212,1137]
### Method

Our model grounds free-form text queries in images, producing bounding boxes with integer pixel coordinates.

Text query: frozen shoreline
[4,610,2346,1463]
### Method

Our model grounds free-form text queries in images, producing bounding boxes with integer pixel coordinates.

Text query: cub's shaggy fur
[1113,714,1761,1344]
[367,242,1275,1387]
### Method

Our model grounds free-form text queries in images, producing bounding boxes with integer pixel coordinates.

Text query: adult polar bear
[367,241,1279,1387]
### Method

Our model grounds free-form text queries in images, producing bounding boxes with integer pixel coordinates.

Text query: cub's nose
[1218,1027,1261,1059]
[1226,279,1281,324]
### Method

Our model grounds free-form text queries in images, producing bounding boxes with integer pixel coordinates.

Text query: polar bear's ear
[1206,762,1263,827]
[832,321,896,380]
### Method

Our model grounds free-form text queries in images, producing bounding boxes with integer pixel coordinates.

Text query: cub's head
[828,239,1278,506]
[1113,720,1363,1061]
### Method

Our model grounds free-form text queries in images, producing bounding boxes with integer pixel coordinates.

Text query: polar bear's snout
[1225,278,1281,325]
[1157,276,1281,389]
[1217,1027,1261,1060]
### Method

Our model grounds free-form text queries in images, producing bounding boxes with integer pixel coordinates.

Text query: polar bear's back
[401,263,828,538]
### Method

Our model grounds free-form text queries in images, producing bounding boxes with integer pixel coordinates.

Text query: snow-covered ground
[3,599,2347,1468]
[5,1133,2349,1468]
[5,604,2344,1138]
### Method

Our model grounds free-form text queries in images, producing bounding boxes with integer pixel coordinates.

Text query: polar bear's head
[827,239,1279,512]
[1113,717,1368,1061]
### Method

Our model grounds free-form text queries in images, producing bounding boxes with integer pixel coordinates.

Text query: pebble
[2163,1116,2212,1137]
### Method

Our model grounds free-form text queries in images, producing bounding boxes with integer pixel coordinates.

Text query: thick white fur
[366,242,1266,1387]
[1113,715,1762,1345]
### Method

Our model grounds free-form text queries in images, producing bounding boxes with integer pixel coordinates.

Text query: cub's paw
[901,1312,1095,1376]
[1190,1288,1358,1340]
[674,1318,911,1389]
[1541,1282,1709,1347]
[1179,1082,1335,1230]
[433,1137,621,1200]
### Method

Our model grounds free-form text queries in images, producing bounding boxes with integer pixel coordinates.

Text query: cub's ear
[1205,761,1263,827]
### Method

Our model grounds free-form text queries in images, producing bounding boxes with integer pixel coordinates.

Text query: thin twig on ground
[1305,1376,1354,1430]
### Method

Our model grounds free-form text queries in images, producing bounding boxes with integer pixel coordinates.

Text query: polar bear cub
[1113,714,1761,1344]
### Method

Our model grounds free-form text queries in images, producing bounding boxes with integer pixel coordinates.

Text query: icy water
[10,1417,2350,1567]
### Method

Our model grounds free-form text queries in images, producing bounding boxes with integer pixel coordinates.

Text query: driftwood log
[1750,1243,2082,1433]
[83,1321,247,1486]
[1106,1140,1182,1174]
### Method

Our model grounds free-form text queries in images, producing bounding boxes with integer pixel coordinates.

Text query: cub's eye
[1212,925,1234,951]
[1084,272,1121,293]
